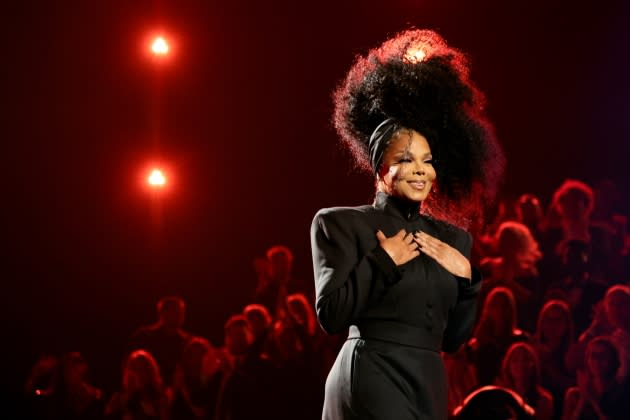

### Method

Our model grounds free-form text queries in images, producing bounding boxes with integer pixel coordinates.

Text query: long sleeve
[442,231,483,353]
[310,209,401,335]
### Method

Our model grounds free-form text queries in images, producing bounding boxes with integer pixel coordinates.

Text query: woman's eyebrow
[392,149,411,157]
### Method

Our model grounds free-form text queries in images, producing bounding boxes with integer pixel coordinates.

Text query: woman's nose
[413,165,425,176]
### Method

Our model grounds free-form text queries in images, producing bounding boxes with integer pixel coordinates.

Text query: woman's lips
[408,180,426,190]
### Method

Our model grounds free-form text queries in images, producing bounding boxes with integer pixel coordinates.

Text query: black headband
[368,118,400,175]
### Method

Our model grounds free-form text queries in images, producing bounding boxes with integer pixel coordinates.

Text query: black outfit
[310,192,482,420]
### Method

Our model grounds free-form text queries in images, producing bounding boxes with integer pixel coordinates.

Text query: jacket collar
[373,191,422,221]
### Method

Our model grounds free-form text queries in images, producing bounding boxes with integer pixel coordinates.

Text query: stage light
[148,169,166,187]
[151,37,169,55]
[404,47,426,63]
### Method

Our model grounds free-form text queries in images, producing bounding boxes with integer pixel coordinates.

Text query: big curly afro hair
[333,29,505,229]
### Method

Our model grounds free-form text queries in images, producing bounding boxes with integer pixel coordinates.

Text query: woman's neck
[513,379,533,398]
[593,375,616,395]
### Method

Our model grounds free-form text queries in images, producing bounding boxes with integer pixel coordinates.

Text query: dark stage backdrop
[2,0,628,397]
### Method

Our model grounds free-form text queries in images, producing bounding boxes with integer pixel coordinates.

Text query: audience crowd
[22,178,630,419]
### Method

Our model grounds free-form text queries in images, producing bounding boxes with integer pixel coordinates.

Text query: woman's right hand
[376,229,420,266]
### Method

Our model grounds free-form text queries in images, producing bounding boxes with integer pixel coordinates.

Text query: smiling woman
[375,125,437,204]
[310,29,505,420]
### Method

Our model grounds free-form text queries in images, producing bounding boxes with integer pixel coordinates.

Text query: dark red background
[2,0,628,397]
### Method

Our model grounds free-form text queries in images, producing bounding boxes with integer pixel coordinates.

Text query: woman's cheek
[389,166,400,178]
[387,166,401,185]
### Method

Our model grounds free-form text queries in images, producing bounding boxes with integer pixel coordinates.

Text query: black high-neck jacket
[310,191,481,353]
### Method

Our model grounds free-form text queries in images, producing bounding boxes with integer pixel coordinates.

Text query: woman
[603,285,630,380]
[310,29,504,420]
[242,303,273,360]
[267,315,323,420]
[105,350,170,420]
[467,287,528,386]
[562,337,630,420]
[534,300,576,420]
[479,221,543,332]
[169,337,222,420]
[497,342,554,420]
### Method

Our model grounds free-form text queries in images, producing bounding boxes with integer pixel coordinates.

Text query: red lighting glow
[151,37,169,55]
[148,169,167,187]
[404,47,426,63]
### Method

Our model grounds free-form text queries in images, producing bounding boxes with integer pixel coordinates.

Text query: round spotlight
[151,37,169,55]
[148,169,167,187]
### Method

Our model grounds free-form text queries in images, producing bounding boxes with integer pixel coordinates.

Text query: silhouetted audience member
[287,292,338,381]
[566,300,615,374]
[286,293,317,337]
[591,179,627,279]
[242,303,273,360]
[476,195,520,262]
[452,385,536,420]
[214,315,275,420]
[23,354,59,417]
[105,349,169,420]
[466,287,529,386]
[26,352,104,419]
[480,221,543,332]
[517,193,546,244]
[170,336,222,420]
[562,337,630,420]
[267,316,322,420]
[129,296,192,385]
[546,239,606,335]
[252,245,311,319]
[24,353,59,400]
[540,179,614,294]
[486,195,521,235]
[444,346,479,416]
[534,300,577,420]
[497,342,554,420]
[604,285,630,381]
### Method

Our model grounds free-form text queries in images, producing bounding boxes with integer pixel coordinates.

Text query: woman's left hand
[414,231,472,280]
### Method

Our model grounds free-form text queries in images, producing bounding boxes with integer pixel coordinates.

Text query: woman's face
[558,191,590,221]
[541,306,568,341]
[225,324,253,356]
[245,310,270,337]
[508,347,535,386]
[128,357,155,388]
[587,342,618,379]
[485,293,511,330]
[378,130,436,203]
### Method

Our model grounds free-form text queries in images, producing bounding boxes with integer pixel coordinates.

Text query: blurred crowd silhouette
[22,178,630,419]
